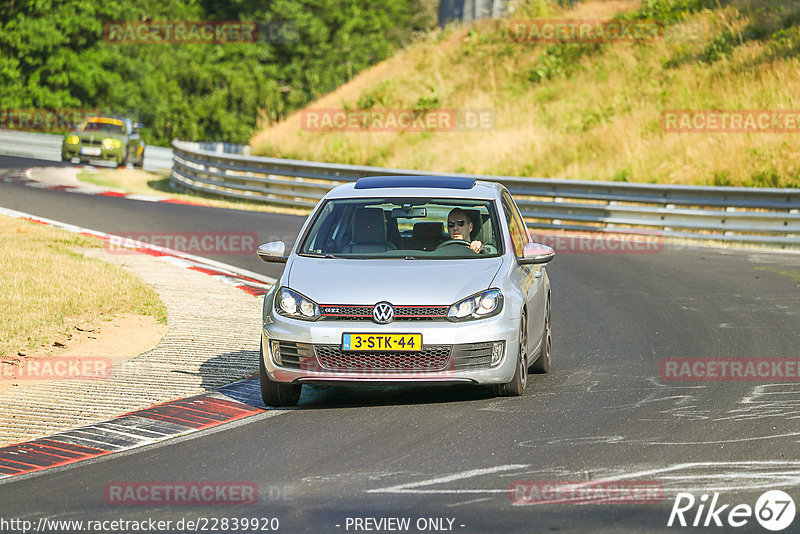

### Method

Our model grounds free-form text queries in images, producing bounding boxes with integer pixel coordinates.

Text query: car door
[501,191,545,364]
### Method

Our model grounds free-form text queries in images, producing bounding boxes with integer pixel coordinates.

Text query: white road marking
[524,431,800,447]
[445,497,495,507]
[368,461,800,500]
[125,194,163,202]
[368,464,528,495]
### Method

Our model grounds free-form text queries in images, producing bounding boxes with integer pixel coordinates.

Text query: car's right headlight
[65,135,79,145]
[275,287,320,321]
[102,138,121,149]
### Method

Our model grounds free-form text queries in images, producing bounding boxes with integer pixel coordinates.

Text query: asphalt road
[0,155,302,279]
[1,156,799,533]
[0,154,69,170]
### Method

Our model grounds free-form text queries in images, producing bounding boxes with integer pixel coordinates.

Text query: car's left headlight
[447,288,503,321]
[102,138,121,149]
[275,287,320,321]
[65,135,79,145]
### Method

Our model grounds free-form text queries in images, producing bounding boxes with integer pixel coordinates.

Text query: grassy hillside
[251,0,800,187]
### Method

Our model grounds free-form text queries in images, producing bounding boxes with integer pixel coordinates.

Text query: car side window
[509,194,531,245]
[501,193,526,258]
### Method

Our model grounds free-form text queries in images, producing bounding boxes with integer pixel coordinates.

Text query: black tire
[259,340,302,407]
[119,147,129,168]
[133,148,145,168]
[496,313,527,396]
[531,298,551,374]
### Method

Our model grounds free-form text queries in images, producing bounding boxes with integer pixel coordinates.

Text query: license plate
[342,333,422,352]
[80,147,101,156]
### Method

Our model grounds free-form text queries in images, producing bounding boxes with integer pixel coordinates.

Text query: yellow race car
[62,115,145,168]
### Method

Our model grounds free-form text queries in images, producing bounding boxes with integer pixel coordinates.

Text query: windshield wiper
[303,252,341,259]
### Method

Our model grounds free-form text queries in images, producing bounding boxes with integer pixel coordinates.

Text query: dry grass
[250,0,800,187]
[77,168,309,215]
[0,215,167,358]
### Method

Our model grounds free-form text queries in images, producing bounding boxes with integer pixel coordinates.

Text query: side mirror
[257,242,287,263]
[520,243,555,265]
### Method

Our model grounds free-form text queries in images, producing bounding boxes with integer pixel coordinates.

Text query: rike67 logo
[668,490,795,531]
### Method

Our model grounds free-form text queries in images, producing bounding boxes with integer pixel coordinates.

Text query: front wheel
[530,298,551,374]
[259,340,302,407]
[496,313,527,396]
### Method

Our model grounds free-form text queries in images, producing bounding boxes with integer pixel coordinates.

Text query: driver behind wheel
[447,208,484,253]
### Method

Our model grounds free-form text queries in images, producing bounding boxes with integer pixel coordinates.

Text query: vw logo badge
[372,302,394,324]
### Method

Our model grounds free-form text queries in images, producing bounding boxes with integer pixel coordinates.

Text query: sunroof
[354,175,476,190]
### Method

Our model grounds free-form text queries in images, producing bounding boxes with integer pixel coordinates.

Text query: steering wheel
[435,239,476,251]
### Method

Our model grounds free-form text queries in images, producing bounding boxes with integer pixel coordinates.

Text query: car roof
[325,176,503,200]
[86,115,131,125]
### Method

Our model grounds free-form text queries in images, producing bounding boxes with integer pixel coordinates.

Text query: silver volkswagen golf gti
[256,175,555,406]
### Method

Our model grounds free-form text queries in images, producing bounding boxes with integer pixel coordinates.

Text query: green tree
[1,0,434,144]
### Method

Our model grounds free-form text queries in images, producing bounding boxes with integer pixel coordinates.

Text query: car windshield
[80,120,125,134]
[300,197,502,259]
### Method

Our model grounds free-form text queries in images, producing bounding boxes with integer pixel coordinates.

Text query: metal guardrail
[171,140,800,247]
[0,130,173,171]
[2,131,796,246]
[439,0,506,27]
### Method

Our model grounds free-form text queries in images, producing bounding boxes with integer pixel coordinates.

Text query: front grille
[275,341,497,373]
[394,306,449,318]
[320,305,448,321]
[314,344,452,372]
[320,306,371,319]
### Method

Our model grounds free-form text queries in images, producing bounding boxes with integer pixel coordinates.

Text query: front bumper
[62,143,122,162]
[262,312,520,385]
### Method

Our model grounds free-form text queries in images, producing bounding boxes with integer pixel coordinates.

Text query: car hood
[286,257,504,305]
[75,131,126,141]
